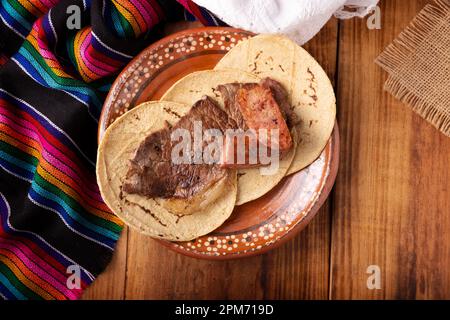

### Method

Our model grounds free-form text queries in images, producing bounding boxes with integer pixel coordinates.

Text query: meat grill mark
[307,67,316,82]
[211,87,220,98]
[164,120,172,129]
[163,107,182,119]
[124,198,167,227]
[175,214,185,224]
[307,67,318,102]
[119,185,124,200]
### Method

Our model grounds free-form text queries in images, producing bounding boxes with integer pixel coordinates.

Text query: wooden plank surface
[331,0,450,299]
[84,0,450,300]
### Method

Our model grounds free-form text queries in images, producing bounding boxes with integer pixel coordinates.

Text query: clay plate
[99,27,339,259]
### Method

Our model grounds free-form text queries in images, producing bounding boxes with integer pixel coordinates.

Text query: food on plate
[96,101,237,241]
[123,97,234,199]
[96,33,336,243]
[123,96,238,216]
[215,34,336,175]
[161,69,297,205]
[217,77,296,167]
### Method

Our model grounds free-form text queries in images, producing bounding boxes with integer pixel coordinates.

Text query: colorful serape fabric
[0,0,220,300]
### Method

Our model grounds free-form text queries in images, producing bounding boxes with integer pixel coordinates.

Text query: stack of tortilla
[96,34,336,241]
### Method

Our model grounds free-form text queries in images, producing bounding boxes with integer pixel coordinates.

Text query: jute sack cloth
[376,0,450,136]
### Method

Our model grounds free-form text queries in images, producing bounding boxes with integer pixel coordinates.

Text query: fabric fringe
[375,0,450,136]
[384,77,450,136]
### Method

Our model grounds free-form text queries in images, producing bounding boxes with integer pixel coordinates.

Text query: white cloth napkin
[193,0,379,44]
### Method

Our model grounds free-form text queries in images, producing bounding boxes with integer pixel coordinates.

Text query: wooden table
[84,0,450,299]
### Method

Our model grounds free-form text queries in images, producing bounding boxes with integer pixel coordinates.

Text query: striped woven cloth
[0,0,220,300]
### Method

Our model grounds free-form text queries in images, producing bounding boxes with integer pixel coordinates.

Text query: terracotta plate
[99,27,339,260]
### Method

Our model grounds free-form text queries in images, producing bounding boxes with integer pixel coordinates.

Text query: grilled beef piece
[260,77,298,128]
[122,97,235,199]
[123,77,295,200]
[217,78,294,167]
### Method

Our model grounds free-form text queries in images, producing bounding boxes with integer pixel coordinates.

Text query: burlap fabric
[376,0,450,136]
